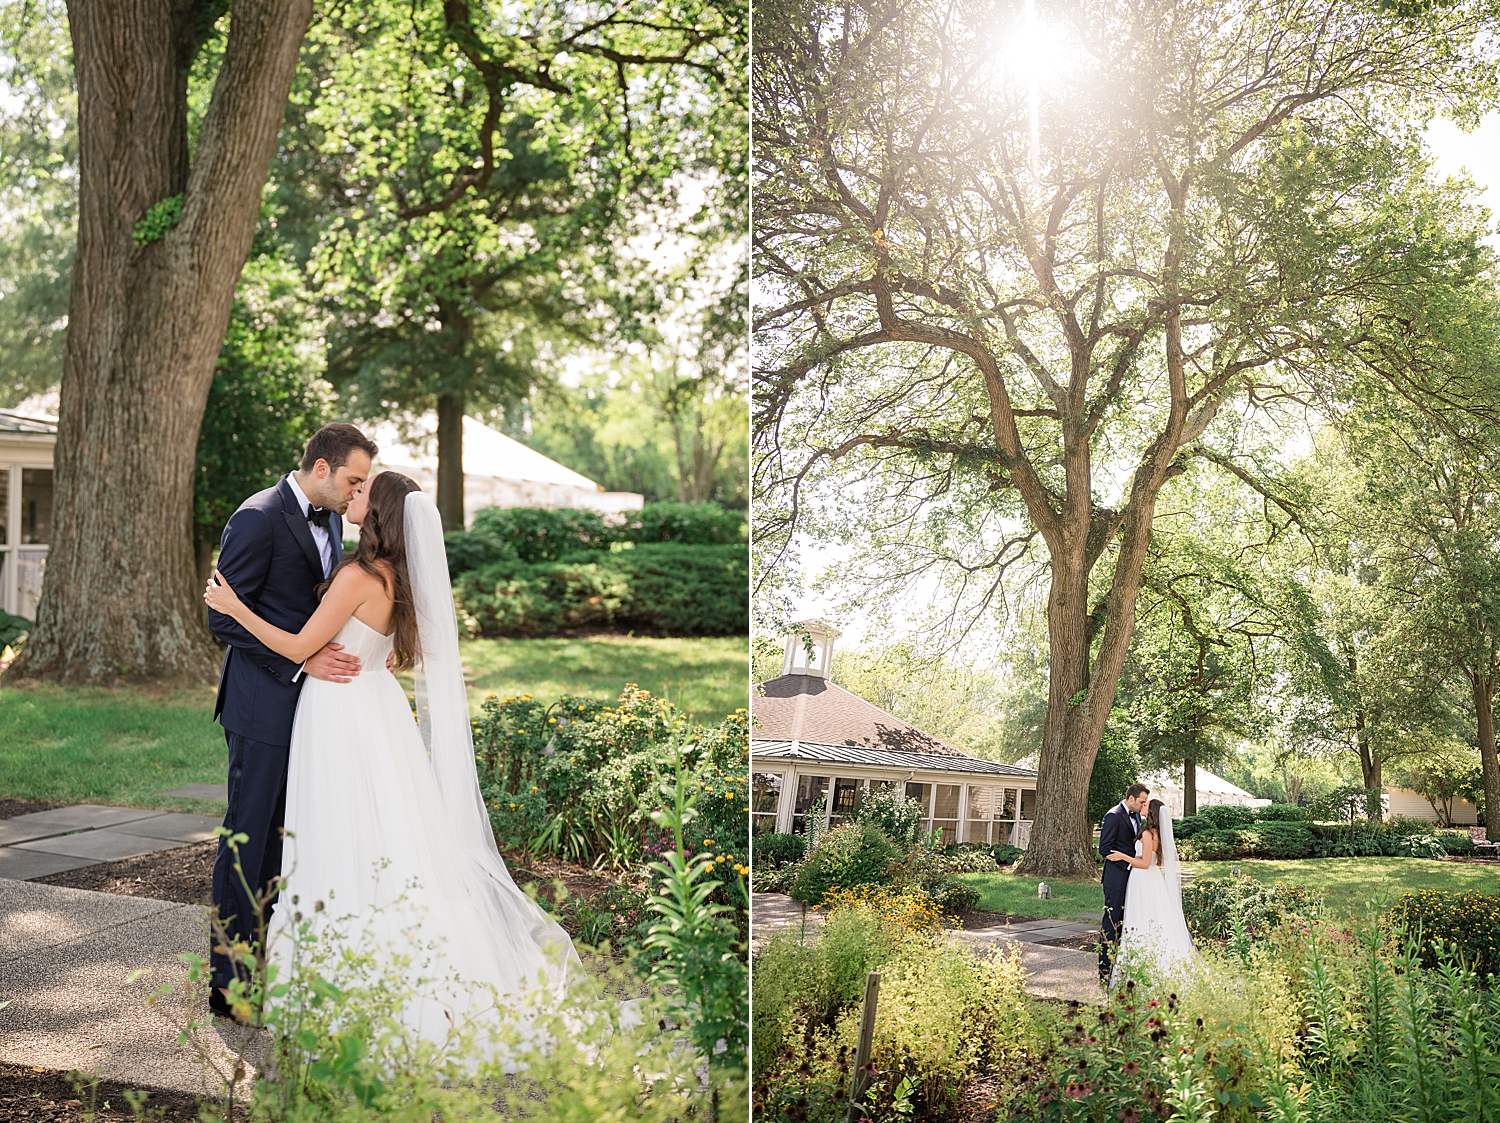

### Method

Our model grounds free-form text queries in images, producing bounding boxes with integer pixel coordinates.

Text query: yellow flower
[509,802,517,809]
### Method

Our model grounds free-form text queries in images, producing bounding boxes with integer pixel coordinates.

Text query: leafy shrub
[621,501,746,545]
[819,884,950,935]
[852,784,926,849]
[1182,828,1248,861]
[456,543,747,637]
[596,542,748,635]
[991,843,1025,866]
[447,505,615,573]
[1386,890,1500,975]
[1247,821,1316,859]
[1195,804,1257,830]
[789,822,901,905]
[0,609,31,647]
[935,845,1001,872]
[751,903,902,1068]
[1256,802,1313,821]
[755,832,807,870]
[933,881,981,914]
[1440,833,1476,856]
[1181,873,1319,941]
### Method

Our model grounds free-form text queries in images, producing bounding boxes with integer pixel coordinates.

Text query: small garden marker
[847,971,880,1123]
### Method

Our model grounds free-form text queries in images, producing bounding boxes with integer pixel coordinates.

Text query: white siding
[1385,786,1479,825]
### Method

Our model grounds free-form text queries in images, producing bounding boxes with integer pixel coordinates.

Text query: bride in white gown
[204,470,578,1044]
[1105,797,1196,985]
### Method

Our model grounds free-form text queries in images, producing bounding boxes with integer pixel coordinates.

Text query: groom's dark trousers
[207,477,341,991]
[1098,802,1141,984]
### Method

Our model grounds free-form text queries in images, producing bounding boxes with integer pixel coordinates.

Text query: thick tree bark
[436,391,466,531]
[1183,754,1197,818]
[1354,710,1382,819]
[1471,670,1500,829]
[12,0,312,683]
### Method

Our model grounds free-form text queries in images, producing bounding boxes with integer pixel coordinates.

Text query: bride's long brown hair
[1142,798,1166,860]
[318,470,421,670]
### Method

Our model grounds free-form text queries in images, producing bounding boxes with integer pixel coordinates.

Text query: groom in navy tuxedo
[1098,782,1150,985]
[206,423,377,1016]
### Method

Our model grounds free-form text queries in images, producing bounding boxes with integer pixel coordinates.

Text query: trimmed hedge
[1387,889,1500,975]
[446,502,746,576]
[456,543,748,636]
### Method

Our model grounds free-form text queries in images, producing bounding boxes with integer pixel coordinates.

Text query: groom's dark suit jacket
[210,476,343,746]
[1099,802,1142,908]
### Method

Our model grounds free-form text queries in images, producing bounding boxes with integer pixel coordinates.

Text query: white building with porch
[0,409,57,620]
[751,621,1040,847]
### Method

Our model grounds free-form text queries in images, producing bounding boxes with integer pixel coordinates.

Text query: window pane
[752,772,784,816]
[0,468,9,545]
[831,777,863,818]
[16,550,44,620]
[933,784,960,820]
[964,785,989,820]
[792,774,830,834]
[1002,788,1018,819]
[21,468,52,544]
[1020,788,1036,820]
[905,781,931,811]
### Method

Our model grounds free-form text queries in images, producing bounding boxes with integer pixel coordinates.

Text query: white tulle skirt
[266,616,576,1050]
[1112,855,1197,986]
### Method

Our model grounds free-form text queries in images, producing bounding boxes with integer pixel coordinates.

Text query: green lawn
[458,634,747,722]
[1187,857,1500,917]
[0,682,227,813]
[954,871,1106,921]
[0,635,748,811]
[956,856,1499,923]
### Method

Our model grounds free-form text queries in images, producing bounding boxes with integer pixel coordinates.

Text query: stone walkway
[751,892,1104,1004]
[0,878,262,1098]
[0,806,222,881]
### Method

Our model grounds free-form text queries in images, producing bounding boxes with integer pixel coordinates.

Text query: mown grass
[956,854,1498,923]
[953,870,1106,921]
[1187,856,1500,917]
[0,635,748,810]
[458,634,747,721]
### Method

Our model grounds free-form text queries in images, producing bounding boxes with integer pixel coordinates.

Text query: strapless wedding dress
[267,614,576,1043]
[1113,835,1197,985]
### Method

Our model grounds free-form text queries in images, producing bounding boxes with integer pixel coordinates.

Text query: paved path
[0,878,263,1097]
[752,892,1104,1004]
[0,806,222,881]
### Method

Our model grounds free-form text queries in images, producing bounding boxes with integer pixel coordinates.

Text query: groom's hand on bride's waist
[304,642,362,683]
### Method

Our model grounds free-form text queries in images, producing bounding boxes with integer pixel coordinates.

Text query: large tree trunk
[1471,669,1500,829]
[12,0,311,684]
[1354,709,1382,820]
[436,391,466,531]
[1183,754,1198,818]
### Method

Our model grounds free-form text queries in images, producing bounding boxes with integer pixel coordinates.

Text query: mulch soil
[957,908,1052,930]
[1036,931,1100,951]
[0,1063,204,1123]
[0,799,61,820]
[34,840,218,906]
[28,836,624,937]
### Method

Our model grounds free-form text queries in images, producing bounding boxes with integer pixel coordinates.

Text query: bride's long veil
[1159,805,1182,900]
[404,492,580,997]
[1158,805,1197,963]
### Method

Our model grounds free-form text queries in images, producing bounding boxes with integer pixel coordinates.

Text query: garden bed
[0,797,60,819]
[0,1063,201,1123]
[34,838,216,905]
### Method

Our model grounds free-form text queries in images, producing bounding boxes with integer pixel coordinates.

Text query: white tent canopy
[367,413,643,526]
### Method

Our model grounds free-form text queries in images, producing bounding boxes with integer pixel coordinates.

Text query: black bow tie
[307,507,331,529]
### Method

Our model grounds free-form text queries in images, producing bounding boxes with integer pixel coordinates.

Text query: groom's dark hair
[301,423,378,473]
[1126,783,1150,799]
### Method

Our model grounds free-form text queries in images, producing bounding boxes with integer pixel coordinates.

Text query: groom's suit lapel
[277,478,326,580]
[330,511,344,568]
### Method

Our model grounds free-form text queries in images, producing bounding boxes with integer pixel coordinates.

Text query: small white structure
[752,621,1040,846]
[0,408,58,621]
[1385,785,1479,825]
[1140,767,1272,819]
[367,413,643,527]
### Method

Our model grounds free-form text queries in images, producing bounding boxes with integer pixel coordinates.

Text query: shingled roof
[752,673,971,757]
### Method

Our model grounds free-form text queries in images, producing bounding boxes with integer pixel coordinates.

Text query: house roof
[753,738,1038,778]
[753,673,974,756]
[0,410,57,435]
